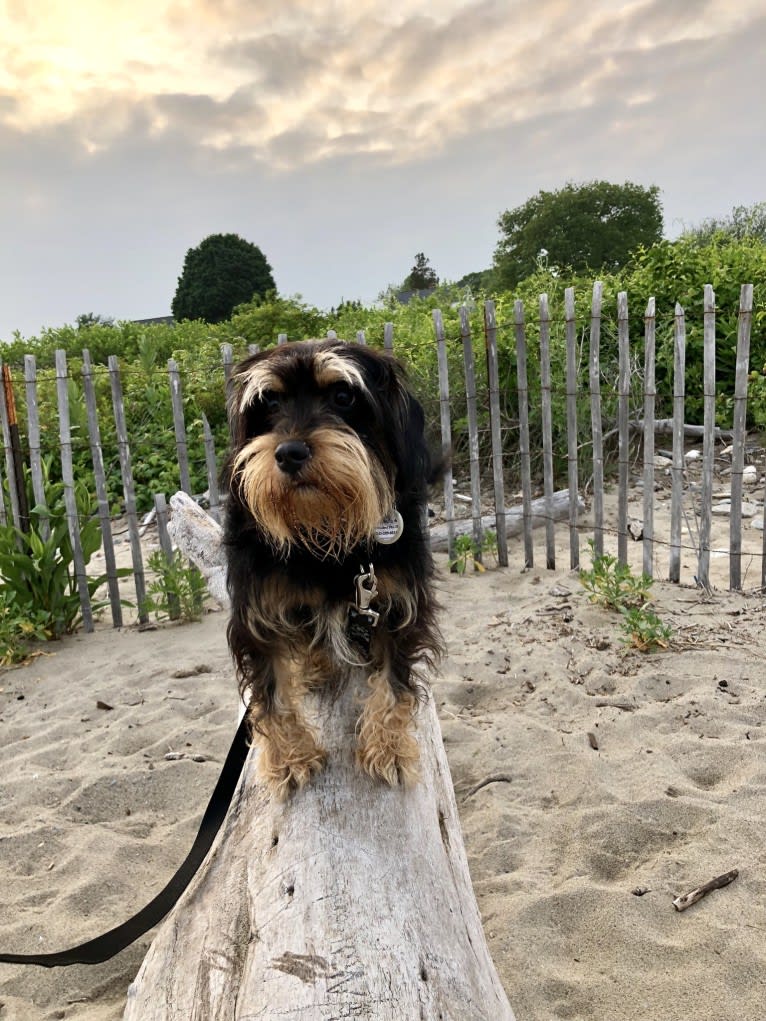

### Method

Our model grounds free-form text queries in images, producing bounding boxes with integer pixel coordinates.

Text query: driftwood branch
[124,493,516,1019]
[672,869,739,912]
[431,489,585,553]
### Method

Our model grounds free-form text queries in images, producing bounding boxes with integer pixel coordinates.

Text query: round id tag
[374,509,404,545]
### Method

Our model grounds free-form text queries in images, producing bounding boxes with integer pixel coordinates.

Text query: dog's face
[224,340,426,557]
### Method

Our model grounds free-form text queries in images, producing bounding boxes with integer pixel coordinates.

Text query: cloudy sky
[1,0,764,339]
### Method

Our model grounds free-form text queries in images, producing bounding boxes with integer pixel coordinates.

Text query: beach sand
[1,504,766,1020]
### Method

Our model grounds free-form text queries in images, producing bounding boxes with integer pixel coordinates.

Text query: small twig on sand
[462,773,513,801]
[672,869,739,912]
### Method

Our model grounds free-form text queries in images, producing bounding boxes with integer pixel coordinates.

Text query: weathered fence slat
[0,362,23,530]
[564,287,579,570]
[167,358,192,495]
[277,334,288,347]
[514,300,534,568]
[201,413,221,524]
[82,350,123,628]
[356,330,367,346]
[483,300,508,567]
[589,282,605,558]
[383,322,394,351]
[668,304,686,583]
[108,355,148,622]
[154,492,180,621]
[730,284,754,591]
[539,294,556,569]
[433,310,456,560]
[221,343,234,388]
[697,285,717,591]
[616,292,631,567]
[459,306,483,558]
[642,298,656,578]
[54,350,94,633]
[23,355,48,540]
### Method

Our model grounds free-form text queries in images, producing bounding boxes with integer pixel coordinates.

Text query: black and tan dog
[222,339,442,798]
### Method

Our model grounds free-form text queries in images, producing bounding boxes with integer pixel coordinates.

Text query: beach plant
[579,540,671,651]
[0,590,50,666]
[578,541,653,610]
[619,605,672,652]
[448,531,498,574]
[0,474,125,640]
[142,549,208,623]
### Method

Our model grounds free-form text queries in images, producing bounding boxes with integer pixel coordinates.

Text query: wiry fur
[222,339,442,798]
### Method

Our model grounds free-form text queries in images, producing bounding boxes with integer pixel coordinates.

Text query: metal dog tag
[374,509,404,545]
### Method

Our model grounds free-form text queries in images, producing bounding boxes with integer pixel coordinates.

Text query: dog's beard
[232,426,394,556]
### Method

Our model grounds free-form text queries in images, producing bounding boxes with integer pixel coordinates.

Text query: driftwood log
[124,494,515,1019]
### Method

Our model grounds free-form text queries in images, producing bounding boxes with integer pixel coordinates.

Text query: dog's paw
[259,742,328,800]
[356,730,420,787]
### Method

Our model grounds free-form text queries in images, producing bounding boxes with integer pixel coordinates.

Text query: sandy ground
[1,499,766,1020]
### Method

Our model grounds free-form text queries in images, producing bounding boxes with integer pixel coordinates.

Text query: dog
[222,339,442,799]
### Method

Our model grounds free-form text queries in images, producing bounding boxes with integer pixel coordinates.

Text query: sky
[1,0,764,340]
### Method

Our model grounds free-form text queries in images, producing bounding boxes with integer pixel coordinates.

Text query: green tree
[403,252,439,291]
[494,181,663,288]
[171,233,276,324]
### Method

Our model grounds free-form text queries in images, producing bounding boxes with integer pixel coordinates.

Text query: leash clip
[352,564,380,627]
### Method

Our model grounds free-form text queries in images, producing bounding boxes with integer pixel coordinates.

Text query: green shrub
[141,549,208,623]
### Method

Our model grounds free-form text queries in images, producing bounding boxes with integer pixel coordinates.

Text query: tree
[171,233,276,324]
[403,252,439,291]
[680,201,766,246]
[493,181,663,289]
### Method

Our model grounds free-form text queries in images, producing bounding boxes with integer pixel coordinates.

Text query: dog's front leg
[356,647,420,787]
[252,655,327,800]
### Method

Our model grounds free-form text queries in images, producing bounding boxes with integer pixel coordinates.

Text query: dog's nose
[275,440,311,475]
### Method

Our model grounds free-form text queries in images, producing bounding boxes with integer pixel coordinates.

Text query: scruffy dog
[222,339,442,798]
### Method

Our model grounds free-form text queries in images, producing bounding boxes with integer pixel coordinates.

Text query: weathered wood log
[126,494,516,1019]
[430,488,585,553]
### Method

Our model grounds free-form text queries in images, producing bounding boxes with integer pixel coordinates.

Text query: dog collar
[347,564,379,653]
[374,508,403,545]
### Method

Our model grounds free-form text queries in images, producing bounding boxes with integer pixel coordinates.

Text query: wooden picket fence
[0,281,761,636]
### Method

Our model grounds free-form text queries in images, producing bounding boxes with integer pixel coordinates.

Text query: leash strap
[0,713,250,969]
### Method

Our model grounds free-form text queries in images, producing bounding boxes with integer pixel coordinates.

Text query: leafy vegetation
[0,472,130,661]
[142,549,208,623]
[579,541,671,652]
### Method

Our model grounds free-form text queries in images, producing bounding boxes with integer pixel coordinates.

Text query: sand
[1,513,766,1020]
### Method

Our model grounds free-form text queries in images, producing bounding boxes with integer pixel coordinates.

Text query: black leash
[0,714,250,969]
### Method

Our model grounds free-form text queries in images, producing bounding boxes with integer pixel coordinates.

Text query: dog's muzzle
[275,440,311,476]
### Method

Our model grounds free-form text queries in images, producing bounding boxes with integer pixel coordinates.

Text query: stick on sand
[672,869,739,912]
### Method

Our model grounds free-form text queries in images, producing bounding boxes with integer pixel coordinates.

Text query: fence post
[642,298,656,578]
[697,285,716,592]
[483,300,508,567]
[55,350,94,633]
[383,323,394,352]
[514,300,534,568]
[539,294,555,569]
[459,306,483,559]
[24,355,48,540]
[668,304,686,583]
[616,292,631,567]
[433,310,456,561]
[201,412,221,524]
[168,358,192,495]
[589,282,604,558]
[729,283,754,591]
[564,287,579,570]
[0,362,25,531]
[154,492,180,621]
[109,355,148,622]
[82,350,123,627]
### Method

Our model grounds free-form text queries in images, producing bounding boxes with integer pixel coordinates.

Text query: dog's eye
[331,387,355,410]
[262,391,281,413]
